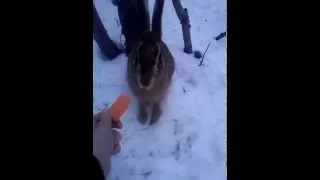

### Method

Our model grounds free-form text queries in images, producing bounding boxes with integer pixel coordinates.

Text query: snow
[93,0,226,179]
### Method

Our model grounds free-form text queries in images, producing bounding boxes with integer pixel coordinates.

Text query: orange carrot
[108,95,130,121]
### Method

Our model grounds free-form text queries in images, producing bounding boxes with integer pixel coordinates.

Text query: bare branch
[198,42,212,66]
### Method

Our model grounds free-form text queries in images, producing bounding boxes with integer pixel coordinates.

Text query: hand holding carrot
[93,109,122,176]
[93,95,130,176]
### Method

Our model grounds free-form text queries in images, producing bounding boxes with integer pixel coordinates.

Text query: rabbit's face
[135,40,161,90]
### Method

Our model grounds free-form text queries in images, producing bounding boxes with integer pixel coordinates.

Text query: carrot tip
[108,95,131,121]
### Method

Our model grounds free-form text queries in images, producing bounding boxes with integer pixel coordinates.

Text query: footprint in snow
[186,77,197,87]
[173,119,184,135]
[103,102,109,108]
[172,132,198,161]
[142,171,152,180]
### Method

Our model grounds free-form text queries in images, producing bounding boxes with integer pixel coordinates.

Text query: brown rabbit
[127,0,175,125]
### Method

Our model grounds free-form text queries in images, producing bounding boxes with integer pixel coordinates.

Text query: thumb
[93,111,103,128]
[99,108,112,128]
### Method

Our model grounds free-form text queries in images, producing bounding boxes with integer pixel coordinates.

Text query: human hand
[93,109,123,175]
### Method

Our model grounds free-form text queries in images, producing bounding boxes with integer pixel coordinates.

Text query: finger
[112,129,122,143]
[99,108,112,127]
[111,118,123,129]
[112,143,121,155]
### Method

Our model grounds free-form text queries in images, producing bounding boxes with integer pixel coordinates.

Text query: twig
[198,31,226,66]
[198,42,212,66]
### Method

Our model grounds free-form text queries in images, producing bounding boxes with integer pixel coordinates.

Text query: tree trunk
[172,0,193,54]
[117,0,150,55]
[93,3,121,60]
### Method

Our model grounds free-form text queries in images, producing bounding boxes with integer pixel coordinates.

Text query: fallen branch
[172,0,193,54]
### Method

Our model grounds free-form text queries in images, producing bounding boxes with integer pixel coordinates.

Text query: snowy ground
[93,0,226,179]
